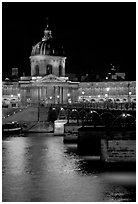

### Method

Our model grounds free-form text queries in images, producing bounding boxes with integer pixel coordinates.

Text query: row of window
[34,64,63,76]
[79,88,136,95]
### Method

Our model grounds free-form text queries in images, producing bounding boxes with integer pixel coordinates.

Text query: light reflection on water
[2,134,136,202]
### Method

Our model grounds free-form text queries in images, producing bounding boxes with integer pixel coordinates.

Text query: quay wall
[77,126,136,162]
[101,138,136,163]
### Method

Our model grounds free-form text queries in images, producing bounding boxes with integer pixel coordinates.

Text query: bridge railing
[48,102,136,111]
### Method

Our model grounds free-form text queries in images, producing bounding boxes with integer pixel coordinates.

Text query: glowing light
[82,91,85,95]
[98,95,100,98]
[11,94,13,97]
[49,96,52,99]
[106,87,110,92]
[17,93,20,97]
[105,94,108,97]
[122,113,126,117]
[106,77,108,80]
[61,107,64,111]
[67,93,70,97]
[57,95,60,98]
[129,91,132,95]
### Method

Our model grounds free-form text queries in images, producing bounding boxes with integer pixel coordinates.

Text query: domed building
[2,21,136,107]
[18,23,79,105]
[30,24,66,77]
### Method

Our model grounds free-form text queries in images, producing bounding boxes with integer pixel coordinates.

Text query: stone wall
[101,139,136,162]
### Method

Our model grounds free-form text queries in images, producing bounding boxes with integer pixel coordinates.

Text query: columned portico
[20,74,79,105]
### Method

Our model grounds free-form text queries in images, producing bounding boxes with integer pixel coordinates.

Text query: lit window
[106,87,110,92]
[59,65,62,76]
[47,64,52,75]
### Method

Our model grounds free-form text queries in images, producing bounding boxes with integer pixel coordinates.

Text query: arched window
[91,99,96,103]
[107,98,113,103]
[35,65,39,76]
[99,98,105,103]
[59,65,62,76]
[116,98,120,103]
[47,64,52,75]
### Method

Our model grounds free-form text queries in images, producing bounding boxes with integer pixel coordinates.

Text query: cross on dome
[42,18,52,41]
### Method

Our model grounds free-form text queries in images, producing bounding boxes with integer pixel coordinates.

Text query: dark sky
[2,2,136,80]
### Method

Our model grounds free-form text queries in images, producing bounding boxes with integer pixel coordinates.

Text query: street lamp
[82,91,85,100]
[57,95,60,104]
[128,91,132,108]
[105,93,108,109]
[129,91,132,95]
[82,91,85,104]
[67,93,70,105]
[106,87,110,108]
[97,95,100,109]
[17,93,21,107]
[82,90,85,108]
[106,87,110,92]
[127,82,131,105]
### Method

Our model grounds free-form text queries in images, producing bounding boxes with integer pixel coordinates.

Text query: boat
[2,122,22,134]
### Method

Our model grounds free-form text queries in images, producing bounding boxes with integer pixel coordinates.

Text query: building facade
[2,23,136,107]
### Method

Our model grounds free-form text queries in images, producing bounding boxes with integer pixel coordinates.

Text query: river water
[2,134,136,202]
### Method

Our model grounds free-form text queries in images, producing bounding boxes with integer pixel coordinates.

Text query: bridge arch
[101,112,116,128]
[91,98,96,103]
[122,98,128,102]
[111,113,136,129]
[98,98,105,103]
[115,98,121,103]
[107,98,114,103]
[132,98,136,103]
[68,109,80,124]
[85,110,103,126]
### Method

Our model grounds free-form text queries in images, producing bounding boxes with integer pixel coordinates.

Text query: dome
[31,25,65,57]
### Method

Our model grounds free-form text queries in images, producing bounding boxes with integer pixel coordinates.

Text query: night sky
[2,2,136,80]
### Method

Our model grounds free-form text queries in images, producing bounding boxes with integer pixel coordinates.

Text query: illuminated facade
[78,81,136,103]
[30,24,66,77]
[2,23,136,106]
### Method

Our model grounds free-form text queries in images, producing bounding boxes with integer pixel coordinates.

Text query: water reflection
[2,134,136,202]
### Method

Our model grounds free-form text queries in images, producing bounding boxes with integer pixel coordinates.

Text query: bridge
[2,102,136,133]
[2,103,136,162]
[49,102,136,124]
